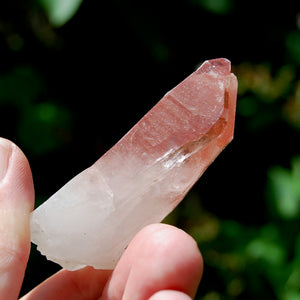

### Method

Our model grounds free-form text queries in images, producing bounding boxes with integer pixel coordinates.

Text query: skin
[0,137,203,300]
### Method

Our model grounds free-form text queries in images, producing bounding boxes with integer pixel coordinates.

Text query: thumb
[0,138,34,299]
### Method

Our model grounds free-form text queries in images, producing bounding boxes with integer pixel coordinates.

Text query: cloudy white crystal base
[30,58,237,270]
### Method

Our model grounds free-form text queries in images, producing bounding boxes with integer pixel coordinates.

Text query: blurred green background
[1,0,300,298]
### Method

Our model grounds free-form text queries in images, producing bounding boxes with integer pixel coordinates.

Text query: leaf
[38,0,83,27]
[267,156,300,219]
[246,225,285,266]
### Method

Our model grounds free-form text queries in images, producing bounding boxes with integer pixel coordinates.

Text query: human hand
[0,138,203,300]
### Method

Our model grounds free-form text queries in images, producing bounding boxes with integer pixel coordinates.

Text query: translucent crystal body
[30,58,238,270]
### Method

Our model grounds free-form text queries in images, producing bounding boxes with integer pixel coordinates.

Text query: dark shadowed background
[1,0,300,299]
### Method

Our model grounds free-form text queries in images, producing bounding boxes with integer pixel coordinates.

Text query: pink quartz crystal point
[30,58,238,270]
[94,58,237,209]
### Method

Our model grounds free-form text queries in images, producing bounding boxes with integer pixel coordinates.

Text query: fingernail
[0,138,11,182]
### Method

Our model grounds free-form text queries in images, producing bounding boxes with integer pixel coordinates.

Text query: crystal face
[30,58,238,270]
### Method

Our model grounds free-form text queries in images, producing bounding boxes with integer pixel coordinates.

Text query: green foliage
[0,66,43,107]
[38,0,83,27]
[19,102,71,155]
[286,31,300,65]
[268,157,300,219]
[236,63,295,130]
[0,66,71,154]
[190,0,233,14]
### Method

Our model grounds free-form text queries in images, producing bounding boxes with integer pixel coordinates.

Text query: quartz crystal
[30,58,238,270]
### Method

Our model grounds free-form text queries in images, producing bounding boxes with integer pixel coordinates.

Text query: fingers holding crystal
[21,224,202,300]
[102,223,203,300]
[20,267,112,300]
